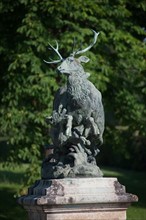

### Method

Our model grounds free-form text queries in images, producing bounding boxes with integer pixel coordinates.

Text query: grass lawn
[0,163,27,220]
[0,163,145,220]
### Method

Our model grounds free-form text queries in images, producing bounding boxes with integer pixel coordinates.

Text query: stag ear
[77,56,90,63]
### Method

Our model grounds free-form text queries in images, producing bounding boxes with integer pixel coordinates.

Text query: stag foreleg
[65,115,73,137]
[89,117,100,135]
[84,116,100,137]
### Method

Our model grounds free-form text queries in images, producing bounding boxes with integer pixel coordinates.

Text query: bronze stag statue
[42,30,104,179]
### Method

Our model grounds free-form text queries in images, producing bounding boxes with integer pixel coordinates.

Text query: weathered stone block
[18,177,138,220]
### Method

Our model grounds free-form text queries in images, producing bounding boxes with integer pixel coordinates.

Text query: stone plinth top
[18,177,138,206]
[18,177,138,220]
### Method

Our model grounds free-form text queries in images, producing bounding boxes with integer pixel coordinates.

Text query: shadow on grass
[0,170,26,185]
[0,187,26,220]
[0,165,27,220]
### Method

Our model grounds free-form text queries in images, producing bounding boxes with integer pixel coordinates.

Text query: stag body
[54,56,104,147]
[42,30,104,179]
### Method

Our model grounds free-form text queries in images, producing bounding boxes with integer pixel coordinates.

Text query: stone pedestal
[18,177,138,220]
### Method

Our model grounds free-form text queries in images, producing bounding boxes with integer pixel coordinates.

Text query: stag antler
[44,40,63,64]
[73,30,99,56]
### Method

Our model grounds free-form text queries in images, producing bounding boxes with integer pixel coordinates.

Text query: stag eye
[69,57,74,62]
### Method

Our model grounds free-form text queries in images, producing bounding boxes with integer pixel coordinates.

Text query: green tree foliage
[0,0,146,183]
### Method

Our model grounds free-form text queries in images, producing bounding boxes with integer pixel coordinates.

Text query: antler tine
[43,59,62,64]
[44,40,63,64]
[55,40,59,51]
[48,41,63,60]
[75,30,100,55]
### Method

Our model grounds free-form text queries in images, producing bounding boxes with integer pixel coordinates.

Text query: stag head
[57,55,89,75]
[44,30,99,75]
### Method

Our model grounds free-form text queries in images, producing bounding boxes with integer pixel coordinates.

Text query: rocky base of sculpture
[18,177,138,220]
[41,159,103,179]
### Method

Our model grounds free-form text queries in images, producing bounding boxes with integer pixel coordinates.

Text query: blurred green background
[0,0,146,219]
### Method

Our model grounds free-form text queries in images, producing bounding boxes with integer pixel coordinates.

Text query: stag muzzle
[57,65,70,75]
